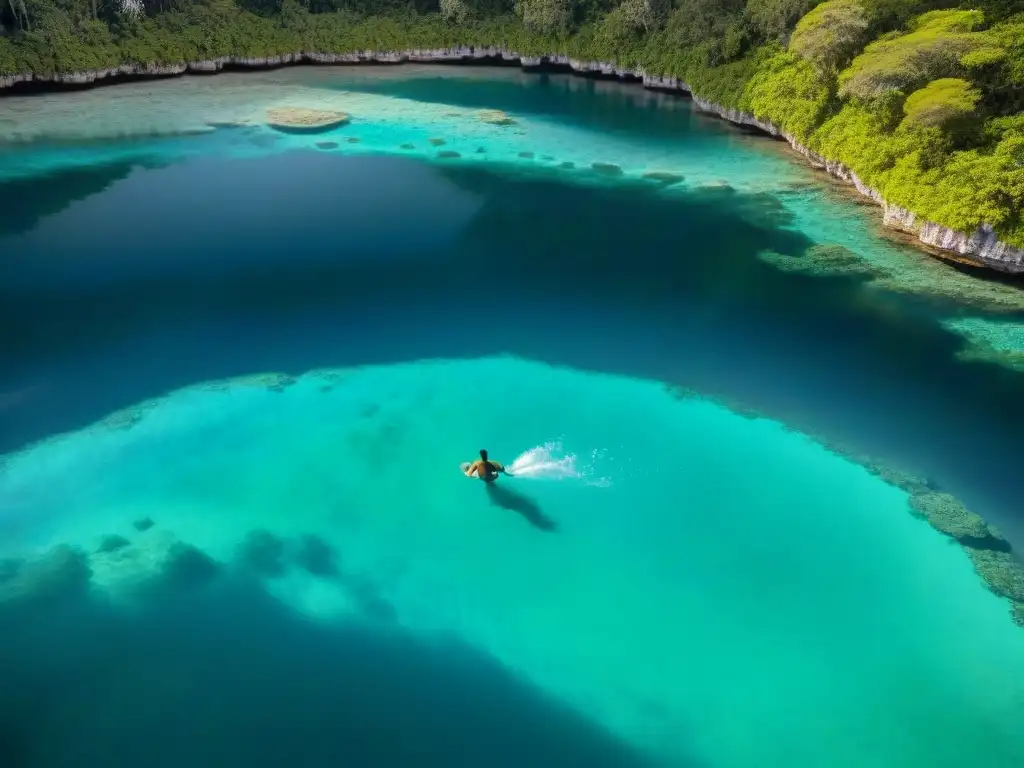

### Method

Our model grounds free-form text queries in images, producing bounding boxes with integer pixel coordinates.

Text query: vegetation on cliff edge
[1,0,1023,247]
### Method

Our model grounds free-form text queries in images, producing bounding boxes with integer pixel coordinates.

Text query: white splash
[507,440,611,486]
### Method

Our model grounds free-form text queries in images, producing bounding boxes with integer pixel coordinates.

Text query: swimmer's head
[480,449,488,461]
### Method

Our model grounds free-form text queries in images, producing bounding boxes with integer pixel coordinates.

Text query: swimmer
[464,449,511,482]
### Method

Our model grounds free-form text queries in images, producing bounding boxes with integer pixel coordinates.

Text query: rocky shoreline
[2,45,1023,274]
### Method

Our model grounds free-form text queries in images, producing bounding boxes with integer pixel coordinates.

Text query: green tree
[745,0,816,43]
[839,10,1000,100]
[902,77,981,131]
[514,0,571,34]
[789,0,869,76]
[619,0,666,33]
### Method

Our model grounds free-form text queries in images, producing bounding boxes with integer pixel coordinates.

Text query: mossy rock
[518,151,535,159]
[428,137,446,146]
[315,141,338,150]
[132,516,155,532]
[437,150,461,159]
[346,137,361,144]
[591,162,623,176]
[0,545,91,608]
[97,534,131,554]
[966,548,1024,602]
[237,529,286,577]
[642,171,684,185]
[477,109,517,126]
[909,491,1003,546]
[265,107,350,132]
[293,534,337,577]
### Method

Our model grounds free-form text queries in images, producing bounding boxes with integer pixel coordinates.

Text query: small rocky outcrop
[315,141,339,150]
[477,109,517,126]
[757,245,882,279]
[908,491,1005,548]
[132,516,155,532]
[428,137,446,146]
[591,162,623,176]
[237,530,286,577]
[437,150,461,159]
[265,107,350,132]
[966,548,1024,603]
[0,545,91,608]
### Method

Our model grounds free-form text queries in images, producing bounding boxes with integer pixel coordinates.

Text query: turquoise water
[4,359,1024,767]
[2,66,1024,767]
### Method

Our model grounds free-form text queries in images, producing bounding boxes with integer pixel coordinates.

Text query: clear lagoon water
[2,66,1024,767]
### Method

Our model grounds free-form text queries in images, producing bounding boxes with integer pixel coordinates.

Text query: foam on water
[1,356,1023,768]
[505,440,603,483]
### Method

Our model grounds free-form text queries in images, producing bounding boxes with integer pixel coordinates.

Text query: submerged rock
[96,534,131,554]
[909,491,1004,547]
[0,545,91,608]
[437,150,461,159]
[476,147,486,154]
[98,401,157,431]
[1014,601,1024,627]
[591,162,623,176]
[518,151,535,159]
[237,529,286,577]
[966,548,1024,603]
[162,541,220,588]
[477,109,517,126]
[757,245,882,279]
[132,516,155,532]
[207,372,296,393]
[642,171,684,185]
[400,143,415,150]
[346,137,361,144]
[265,107,349,132]
[559,161,575,170]
[293,534,337,577]
[428,137,446,146]
[315,141,338,150]
[91,531,219,595]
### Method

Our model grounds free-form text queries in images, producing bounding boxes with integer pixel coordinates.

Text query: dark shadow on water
[486,482,558,532]
[3,150,1024,546]
[0,579,689,768]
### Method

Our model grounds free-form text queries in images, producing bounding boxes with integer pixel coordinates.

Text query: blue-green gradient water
[2,66,1024,768]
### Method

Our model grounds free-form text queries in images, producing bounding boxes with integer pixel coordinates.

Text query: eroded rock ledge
[2,46,1022,273]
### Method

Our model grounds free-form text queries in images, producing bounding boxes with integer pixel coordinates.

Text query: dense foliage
[1,0,1023,245]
